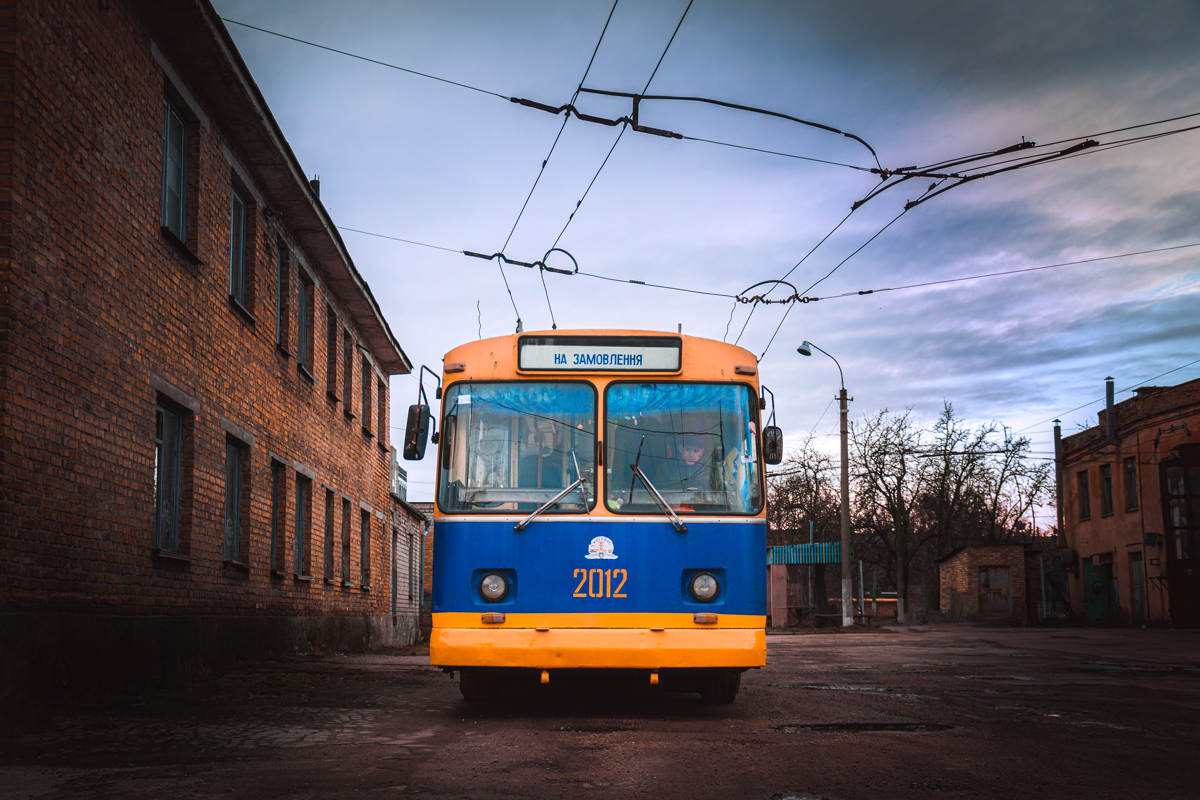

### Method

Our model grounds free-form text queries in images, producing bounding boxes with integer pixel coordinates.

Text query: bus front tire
[700,669,741,704]
[458,668,492,702]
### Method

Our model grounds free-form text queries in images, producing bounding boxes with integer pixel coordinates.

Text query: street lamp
[797,341,854,628]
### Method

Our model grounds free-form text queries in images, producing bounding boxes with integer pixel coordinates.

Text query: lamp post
[798,341,853,627]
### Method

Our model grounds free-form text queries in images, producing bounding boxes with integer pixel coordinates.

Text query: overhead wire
[812,241,1200,300]
[732,207,857,345]
[756,201,919,362]
[220,17,508,100]
[1018,356,1200,435]
[546,0,695,251]
[494,0,621,331]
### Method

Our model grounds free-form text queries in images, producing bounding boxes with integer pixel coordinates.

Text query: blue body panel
[432,519,767,616]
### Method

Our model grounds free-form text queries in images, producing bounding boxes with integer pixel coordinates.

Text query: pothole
[770,721,953,734]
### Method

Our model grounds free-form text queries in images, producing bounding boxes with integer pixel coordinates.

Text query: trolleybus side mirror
[760,384,783,464]
[402,365,441,461]
[403,404,431,460]
[763,426,784,464]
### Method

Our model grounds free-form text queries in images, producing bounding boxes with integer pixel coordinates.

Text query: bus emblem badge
[585,536,617,560]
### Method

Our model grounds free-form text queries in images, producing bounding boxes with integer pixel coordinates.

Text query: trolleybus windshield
[438,382,597,513]
[605,382,763,515]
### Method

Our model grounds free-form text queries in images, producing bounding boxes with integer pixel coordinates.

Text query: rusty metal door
[978,566,1012,615]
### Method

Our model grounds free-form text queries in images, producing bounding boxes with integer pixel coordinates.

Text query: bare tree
[767,436,839,548]
[978,426,1052,544]
[851,409,934,623]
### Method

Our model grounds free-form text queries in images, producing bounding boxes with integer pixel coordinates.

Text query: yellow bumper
[430,612,766,669]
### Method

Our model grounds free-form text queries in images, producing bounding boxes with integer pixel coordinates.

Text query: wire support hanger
[462,247,580,276]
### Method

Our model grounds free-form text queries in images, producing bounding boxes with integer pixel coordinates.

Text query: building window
[1100,463,1113,516]
[270,460,285,573]
[408,532,416,602]
[161,99,188,242]
[1077,470,1091,521]
[361,357,373,436]
[377,376,387,445]
[324,488,335,581]
[341,497,352,584]
[154,403,184,552]
[297,273,314,376]
[293,474,311,576]
[229,189,248,307]
[1124,457,1139,512]
[223,438,248,563]
[360,509,371,587]
[326,307,339,398]
[343,334,354,418]
[275,241,290,349]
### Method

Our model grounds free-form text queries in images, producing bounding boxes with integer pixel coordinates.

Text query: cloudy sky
[211,0,1200,506]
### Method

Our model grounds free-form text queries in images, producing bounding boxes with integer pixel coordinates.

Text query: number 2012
[573,568,627,598]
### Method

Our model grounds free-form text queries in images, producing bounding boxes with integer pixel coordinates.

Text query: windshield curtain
[605,383,762,515]
[438,382,597,514]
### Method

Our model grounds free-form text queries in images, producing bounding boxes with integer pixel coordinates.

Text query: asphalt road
[4,625,1200,799]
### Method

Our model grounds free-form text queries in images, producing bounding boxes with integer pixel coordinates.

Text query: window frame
[435,379,599,516]
[296,271,315,378]
[361,356,374,437]
[377,375,388,445]
[229,188,248,307]
[326,306,339,399]
[343,332,355,418]
[270,459,286,574]
[160,98,188,243]
[293,473,312,577]
[1077,469,1091,521]
[1124,456,1139,512]
[341,496,352,584]
[1100,463,1114,517]
[275,240,290,351]
[360,509,371,587]
[324,488,336,582]
[153,402,184,553]
[223,438,248,564]
[603,379,765,517]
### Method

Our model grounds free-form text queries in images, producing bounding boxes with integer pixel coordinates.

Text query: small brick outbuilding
[938,545,1029,624]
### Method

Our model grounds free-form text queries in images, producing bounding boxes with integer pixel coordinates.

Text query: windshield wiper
[514,452,586,531]
[629,438,687,533]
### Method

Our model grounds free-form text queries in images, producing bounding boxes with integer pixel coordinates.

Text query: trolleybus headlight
[479,572,509,602]
[690,572,719,602]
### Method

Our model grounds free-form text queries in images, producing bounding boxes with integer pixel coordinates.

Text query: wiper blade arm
[514,452,586,532]
[631,464,687,533]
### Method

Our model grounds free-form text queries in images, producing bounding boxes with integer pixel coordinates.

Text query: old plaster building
[1060,377,1200,627]
[0,0,423,698]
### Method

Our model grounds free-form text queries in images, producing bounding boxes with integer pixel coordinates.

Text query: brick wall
[0,0,413,698]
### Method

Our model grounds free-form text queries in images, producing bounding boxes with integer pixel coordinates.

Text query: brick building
[1060,377,1200,627]
[0,0,422,699]
[410,501,435,637]
[937,545,1030,624]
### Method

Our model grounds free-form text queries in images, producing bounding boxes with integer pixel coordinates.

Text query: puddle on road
[770,721,954,734]
[556,722,638,734]
[1079,661,1200,674]
[770,683,887,692]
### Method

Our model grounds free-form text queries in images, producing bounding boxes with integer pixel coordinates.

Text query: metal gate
[978,566,1011,615]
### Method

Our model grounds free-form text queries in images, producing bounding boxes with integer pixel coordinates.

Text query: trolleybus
[403,330,783,702]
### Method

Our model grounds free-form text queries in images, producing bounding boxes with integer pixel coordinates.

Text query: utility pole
[839,385,853,627]
[798,341,853,628]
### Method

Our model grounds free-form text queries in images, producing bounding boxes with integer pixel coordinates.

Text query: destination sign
[518,335,682,372]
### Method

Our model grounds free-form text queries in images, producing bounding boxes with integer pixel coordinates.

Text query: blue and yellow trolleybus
[403,330,783,702]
